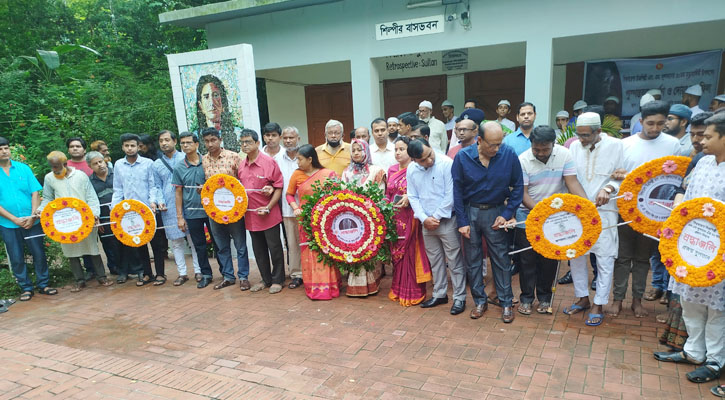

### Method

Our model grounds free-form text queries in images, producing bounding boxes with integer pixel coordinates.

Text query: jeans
[650,247,669,291]
[249,224,285,286]
[514,227,558,304]
[464,205,513,307]
[0,224,49,292]
[187,218,214,278]
[209,218,249,281]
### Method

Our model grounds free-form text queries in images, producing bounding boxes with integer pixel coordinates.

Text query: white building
[160,0,725,145]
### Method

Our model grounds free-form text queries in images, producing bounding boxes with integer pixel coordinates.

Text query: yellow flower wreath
[200,174,248,224]
[40,197,95,244]
[110,199,156,247]
[658,197,725,287]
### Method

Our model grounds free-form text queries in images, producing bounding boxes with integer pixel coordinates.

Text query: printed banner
[583,50,722,117]
[375,15,444,41]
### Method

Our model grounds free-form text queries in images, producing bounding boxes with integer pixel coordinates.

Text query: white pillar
[350,56,381,128]
[447,74,465,112]
[524,37,554,126]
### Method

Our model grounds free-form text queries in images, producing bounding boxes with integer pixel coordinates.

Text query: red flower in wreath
[635,177,643,185]
[680,208,688,217]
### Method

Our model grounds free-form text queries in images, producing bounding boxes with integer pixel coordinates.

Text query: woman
[341,139,387,297]
[659,293,688,352]
[385,136,431,306]
[286,144,341,300]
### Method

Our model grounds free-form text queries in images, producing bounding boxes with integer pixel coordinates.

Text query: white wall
[265,81,309,143]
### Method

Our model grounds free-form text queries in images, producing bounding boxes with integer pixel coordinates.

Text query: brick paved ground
[0,256,720,399]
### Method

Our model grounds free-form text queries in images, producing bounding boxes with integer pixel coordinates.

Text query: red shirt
[67,160,93,176]
[238,152,284,231]
[447,144,462,159]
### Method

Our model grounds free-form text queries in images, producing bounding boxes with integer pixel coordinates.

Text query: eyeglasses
[180,141,195,146]
[240,140,256,146]
[455,127,476,133]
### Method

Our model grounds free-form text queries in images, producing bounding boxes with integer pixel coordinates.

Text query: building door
[465,66,526,124]
[383,75,447,121]
[305,82,354,147]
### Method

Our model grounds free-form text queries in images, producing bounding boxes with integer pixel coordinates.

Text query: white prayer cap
[387,117,399,124]
[498,99,511,107]
[441,100,454,107]
[418,100,433,109]
[577,112,601,126]
[685,84,702,96]
[646,89,662,97]
[714,94,725,102]
[573,100,588,110]
[640,93,655,107]
[556,110,570,119]
[604,96,620,104]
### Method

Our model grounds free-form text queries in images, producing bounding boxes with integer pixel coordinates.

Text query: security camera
[447,13,457,22]
[461,11,469,20]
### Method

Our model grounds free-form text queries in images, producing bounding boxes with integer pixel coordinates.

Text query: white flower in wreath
[550,197,564,209]
[132,236,141,245]
[122,202,131,211]
[565,248,576,258]
[345,253,354,263]
[236,196,244,204]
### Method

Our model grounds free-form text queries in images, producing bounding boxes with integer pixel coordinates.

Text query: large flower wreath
[200,174,248,224]
[40,197,95,244]
[300,179,397,275]
[658,197,725,287]
[617,156,691,236]
[110,199,156,247]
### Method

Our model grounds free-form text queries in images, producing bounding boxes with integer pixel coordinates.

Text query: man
[173,132,216,289]
[604,96,620,117]
[87,151,121,276]
[569,100,588,126]
[407,139,466,315]
[515,126,587,315]
[496,100,516,132]
[353,126,370,143]
[315,119,351,176]
[90,140,113,171]
[370,118,396,169]
[447,108,484,159]
[464,99,478,109]
[664,104,694,157]
[682,84,704,117]
[111,133,156,286]
[441,99,457,135]
[153,130,200,286]
[202,127,251,290]
[262,122,283,158]
[607,100,680,318]
[709,94,725,112]
[275,127,303,289]
[566,112,624,326]
[397,113,420,139]
[452,122,523,323]
[238,129,286,293]
[554,110,570,141]
[408,124,430,142]
[418,100,447,154]
[0,137,57,301]
[66,137,93,176]
[503,102,537,156]
[37,151,112,291]
[630,93,656,136]
[654,112,725,384]
[686,112,711,166]
[386,117,399,142]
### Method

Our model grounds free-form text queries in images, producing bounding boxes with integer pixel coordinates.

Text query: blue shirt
[452,144,524,227]
[153,151,186,240]
[502,129,532,156]
[406,153,455,223]
[171,154,207,220]
[0,161,42,229]
[111,155,156,207]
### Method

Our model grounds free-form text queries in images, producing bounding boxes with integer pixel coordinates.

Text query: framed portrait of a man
[167,44,260,153]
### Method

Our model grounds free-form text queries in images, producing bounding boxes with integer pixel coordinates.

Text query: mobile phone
[392,194,403,204]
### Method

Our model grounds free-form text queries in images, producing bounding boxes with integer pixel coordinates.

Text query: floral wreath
[526,193,602,260]
[40,197,95,244]
[658,197,725,287]
[200,174,248,224]
[301,179,397,275]
[110,199,156,247]
[617,156,691,236]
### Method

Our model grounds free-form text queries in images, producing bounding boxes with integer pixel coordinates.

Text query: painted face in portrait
[199,82,223,129]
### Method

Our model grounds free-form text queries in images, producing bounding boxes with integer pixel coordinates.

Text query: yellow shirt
[315,142,351,176]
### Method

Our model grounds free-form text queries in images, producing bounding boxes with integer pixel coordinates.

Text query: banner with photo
[583,50,722,117]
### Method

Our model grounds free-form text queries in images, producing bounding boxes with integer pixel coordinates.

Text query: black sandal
[712,384,725,398]
[653,351,702,365]
[686,362,721,383]
[288,278,303,289]
[19,292,33,301]
[136,275,153,287]
[153,275,167,286]
[38,287,58,295]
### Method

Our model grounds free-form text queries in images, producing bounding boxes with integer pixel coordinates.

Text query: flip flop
[711,384,725,398]
[562,303,590,315]
[0,299,16,307]
[585,313,604,326]
[0,303,7,313]
[686,363,721,383]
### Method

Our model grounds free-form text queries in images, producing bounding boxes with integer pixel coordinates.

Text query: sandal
[288,278,303,289]
[653,351,703,365]
[536,302,551,314]
[70,281,86,293]
[711,384,725,398]
[585,313,604,326]
[38,287,58,295]
[563,303,590,315]
[136,275,152,287]
[173,276,189,286]
[517,303,532,315]
[153,275,167,286]
[686,362,721,383]
[19,291,33,301]
[487,296,501,307]
[0,299,17,307]
[98,277,114,287]
[117,275,127,284]
[0,303,6,313]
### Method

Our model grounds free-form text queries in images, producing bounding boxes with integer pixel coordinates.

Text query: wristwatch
[603,186,613,194]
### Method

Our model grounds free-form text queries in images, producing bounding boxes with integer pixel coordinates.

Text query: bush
[0,238,73,298]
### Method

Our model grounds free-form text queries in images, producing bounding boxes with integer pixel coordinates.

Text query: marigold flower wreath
[658,197,725,287]
[110,199,156,247]
[200,174,248,224]
[40,197,95,244]
[526,193,602,260]
[300,179,397,275]
[617,156,691,236]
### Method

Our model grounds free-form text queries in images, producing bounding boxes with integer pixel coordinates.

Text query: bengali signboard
[375,15,444,41]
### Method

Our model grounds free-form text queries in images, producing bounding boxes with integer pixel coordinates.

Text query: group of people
[1,90,724,389]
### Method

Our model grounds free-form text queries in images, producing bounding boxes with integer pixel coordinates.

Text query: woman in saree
[340,139,387,297]
[385,136,431,306]
[286,144,341,300]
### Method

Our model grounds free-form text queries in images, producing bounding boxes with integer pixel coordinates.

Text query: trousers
[514,227,558,304]
[571,253,615,305]
[249,224,285,286]
[613,221,655,300]
[282,217,302,279]
[682,300,725,367]
[422,216,466,302]
[169,235,200,276]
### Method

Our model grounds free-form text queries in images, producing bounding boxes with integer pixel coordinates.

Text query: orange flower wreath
[110,199,156,247]
[40,197,95,244]
[658,197,725,287]
[617,156,690,236]
[526,193,602,260]
[200,174,248,224]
